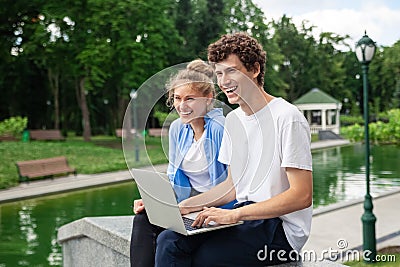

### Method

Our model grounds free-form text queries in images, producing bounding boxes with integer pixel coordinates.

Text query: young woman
[130,59,232,267]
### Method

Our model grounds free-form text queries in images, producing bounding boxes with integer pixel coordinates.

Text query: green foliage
[271,16,349,102]
[341,109,400,144]
[387,108,400,140]
[345,253,400,266]
[370,40,400,110]
[341,123,364,142]
[340,115,364,126]
[0,116,28,137]
[153,110,179,126]
[1,0,400,138]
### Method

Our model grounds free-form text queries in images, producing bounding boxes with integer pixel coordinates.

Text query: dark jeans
[130,187,203,266]
[130,211,164,267]
[130,188,202,267]
[155,202,295,267]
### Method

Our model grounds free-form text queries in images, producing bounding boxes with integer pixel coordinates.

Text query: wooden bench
[0,134,17,141]
[30,129,65,141]
[116,128,168,137]
[115,128,123,138]
[148,128,168,137]
[16,156,77,182]
[115,128,139,138]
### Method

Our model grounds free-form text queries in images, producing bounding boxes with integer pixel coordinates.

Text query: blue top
[167,108,228,203]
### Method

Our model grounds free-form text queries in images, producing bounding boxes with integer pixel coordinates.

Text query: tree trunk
[117,90,129,129]
[48,68,60,129]
[77,77,91,141]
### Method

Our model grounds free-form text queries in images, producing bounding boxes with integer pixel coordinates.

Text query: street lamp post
[355,31,377,263]
[130,89,139,162]
[103,99,109,135]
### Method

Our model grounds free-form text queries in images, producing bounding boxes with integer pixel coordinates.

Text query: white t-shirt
[181,133,212,193]
[218,97,313,252]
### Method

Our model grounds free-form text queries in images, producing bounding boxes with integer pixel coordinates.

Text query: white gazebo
[293,88,342,134]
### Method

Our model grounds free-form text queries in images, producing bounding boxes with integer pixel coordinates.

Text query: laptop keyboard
[182,216,203,231]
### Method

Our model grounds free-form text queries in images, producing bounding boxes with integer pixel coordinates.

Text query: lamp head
[130,89,138,99]
[355,31,376,64]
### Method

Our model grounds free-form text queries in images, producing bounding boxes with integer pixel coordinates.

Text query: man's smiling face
[215,54,259,106]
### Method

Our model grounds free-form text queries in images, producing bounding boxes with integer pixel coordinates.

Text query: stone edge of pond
[313,187,400,216]
[57,215,133,266]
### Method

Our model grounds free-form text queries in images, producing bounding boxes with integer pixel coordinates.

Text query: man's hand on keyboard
[192,207,240,227]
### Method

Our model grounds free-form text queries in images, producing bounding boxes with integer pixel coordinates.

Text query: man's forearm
[179,177,236,212]
[236,169,313,221]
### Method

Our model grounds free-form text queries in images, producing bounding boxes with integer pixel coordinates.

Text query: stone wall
[58,215,346,267]
[58,216,133,267]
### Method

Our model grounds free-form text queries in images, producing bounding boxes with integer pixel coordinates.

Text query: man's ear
[252,62,261,79]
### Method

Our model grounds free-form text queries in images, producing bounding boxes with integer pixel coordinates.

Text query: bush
[0,116,28,138]
[341,123,364,142]
[387,109,400,140]
[153,111,179,127]
[340,115,364,126]
[341,109,400,144]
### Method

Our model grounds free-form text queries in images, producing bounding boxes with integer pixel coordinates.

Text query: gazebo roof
[293,88,340,105]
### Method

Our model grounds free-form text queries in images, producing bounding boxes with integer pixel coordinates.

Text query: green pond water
[0,143,399,266]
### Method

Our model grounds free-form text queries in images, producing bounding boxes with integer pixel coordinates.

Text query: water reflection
[48,217,64,265]
[18,203,39,267]
[0,182,139,266]
[312,144,400,207]
[19,204,38,256]
[0,144,399,266]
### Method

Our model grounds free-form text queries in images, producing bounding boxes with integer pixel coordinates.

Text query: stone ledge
[58,216,345,266]
[58,216,133,266]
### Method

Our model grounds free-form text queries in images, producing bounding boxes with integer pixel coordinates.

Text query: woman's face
[173,84,211,124]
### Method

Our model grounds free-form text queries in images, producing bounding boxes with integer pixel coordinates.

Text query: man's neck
[240,91,275,115]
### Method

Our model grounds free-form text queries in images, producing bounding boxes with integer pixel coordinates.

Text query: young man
[155,32,313,266]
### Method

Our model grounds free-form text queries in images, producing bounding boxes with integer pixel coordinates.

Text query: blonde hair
[166,59,215,108]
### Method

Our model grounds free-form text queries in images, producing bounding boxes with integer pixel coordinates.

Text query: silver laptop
[131,168,243,235]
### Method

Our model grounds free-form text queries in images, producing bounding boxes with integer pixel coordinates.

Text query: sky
[252,0,400,48]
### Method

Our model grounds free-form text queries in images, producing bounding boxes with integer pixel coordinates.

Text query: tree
[341,50,363,116]
[370,41,400,111]
[272,16,350,102]
[0,0,48,123]
[2,0,399,135]
[44,0,180,140]
[272,15,315,101]
[21,9,75,130]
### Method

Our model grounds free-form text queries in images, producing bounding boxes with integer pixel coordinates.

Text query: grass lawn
[344,247,399,266]
[0,135,168,189]
[345,254,399,266]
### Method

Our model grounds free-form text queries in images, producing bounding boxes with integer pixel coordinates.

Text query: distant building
[293,88,342,134]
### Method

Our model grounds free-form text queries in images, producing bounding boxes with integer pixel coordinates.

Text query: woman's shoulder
[206,109,225,130]
[169,117,182,128]
[168,118,184,135]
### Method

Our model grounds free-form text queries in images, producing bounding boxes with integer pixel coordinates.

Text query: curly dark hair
[207,32,266,87]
